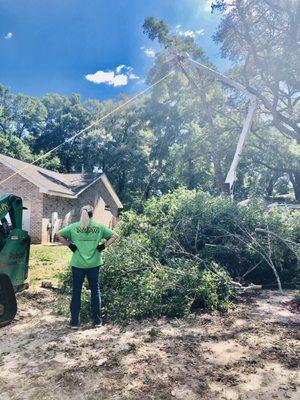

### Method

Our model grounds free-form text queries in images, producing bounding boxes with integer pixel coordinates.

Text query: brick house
[0,153,123,243]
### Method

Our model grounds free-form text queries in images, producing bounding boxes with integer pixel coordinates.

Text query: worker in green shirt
[57,205,118,329]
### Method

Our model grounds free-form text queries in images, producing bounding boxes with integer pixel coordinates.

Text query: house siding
[0,163,43,243]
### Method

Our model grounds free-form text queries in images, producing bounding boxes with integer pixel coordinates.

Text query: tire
[0,273,17,327]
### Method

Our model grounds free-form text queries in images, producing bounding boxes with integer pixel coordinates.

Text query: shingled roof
[0,153,123,208]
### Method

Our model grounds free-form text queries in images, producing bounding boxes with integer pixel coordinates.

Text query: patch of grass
[144,327,159,343]
[29,245,70,287]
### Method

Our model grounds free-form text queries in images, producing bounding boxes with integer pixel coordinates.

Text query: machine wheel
[0,273,17,327]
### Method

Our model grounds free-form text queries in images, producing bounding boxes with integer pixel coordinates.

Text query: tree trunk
[266,175,278,197]
[117,170,126,199]
[197,73,224,194]
[177,63,224,194]
[290,172,300,202]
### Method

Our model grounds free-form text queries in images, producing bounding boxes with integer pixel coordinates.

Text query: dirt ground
[0,289,299,400]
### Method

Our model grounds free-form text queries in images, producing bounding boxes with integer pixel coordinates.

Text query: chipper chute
[0,194,30,327]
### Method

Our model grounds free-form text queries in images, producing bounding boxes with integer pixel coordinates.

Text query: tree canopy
[0,1,299,204]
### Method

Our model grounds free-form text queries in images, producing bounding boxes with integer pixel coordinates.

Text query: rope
[0,70,174,187]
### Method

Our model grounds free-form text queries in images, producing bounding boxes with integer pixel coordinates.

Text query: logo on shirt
[76,227,100,234]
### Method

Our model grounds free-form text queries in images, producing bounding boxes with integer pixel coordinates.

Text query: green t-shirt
[59,221,115,268]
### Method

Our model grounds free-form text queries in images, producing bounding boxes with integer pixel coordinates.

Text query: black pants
[70,266,101,326]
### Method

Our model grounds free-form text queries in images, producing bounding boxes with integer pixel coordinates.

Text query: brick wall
[0,163,43,243]
[0,162,121,244]
[42,179,120,243]
[42,195,74,243]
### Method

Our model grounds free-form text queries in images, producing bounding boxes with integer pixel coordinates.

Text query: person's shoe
[69,323,79,330]
[93,321,103,328]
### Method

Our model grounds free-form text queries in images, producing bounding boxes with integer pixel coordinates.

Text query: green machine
[0,194,30,327]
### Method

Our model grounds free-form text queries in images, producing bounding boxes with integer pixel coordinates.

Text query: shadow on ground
[0,289,299,400]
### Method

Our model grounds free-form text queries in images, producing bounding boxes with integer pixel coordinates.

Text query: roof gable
[0,153,123,208]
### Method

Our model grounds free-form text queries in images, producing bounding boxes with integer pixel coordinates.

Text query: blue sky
[0,0,230,101]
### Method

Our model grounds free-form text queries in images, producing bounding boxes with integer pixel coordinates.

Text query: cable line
[0,70,174,187]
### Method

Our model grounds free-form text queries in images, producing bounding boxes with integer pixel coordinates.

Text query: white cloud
[116,64,126,73]
[178,29,204,39]
[179,30,196,39]
[175,23,204,38]
[141,47,155,58]
[129,73,139,80]
[85,65,139,87]
[111,74,128,86]
[85,71,122,86]
[4,32,13,40]
[196,29,205,36]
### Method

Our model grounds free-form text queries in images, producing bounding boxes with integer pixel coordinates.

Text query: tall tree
[143,17,243,194]
[0,84,47,139]
[12,94,47,139]
[34,93,92,172]
[212,0,300,198]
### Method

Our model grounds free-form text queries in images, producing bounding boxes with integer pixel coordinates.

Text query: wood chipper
[0,194,30,327]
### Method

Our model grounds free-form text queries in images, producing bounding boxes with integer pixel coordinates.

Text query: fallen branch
[230,281,262,293]
[255,228,300,260]
[170,239,263,295]
[219,225,284,294]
